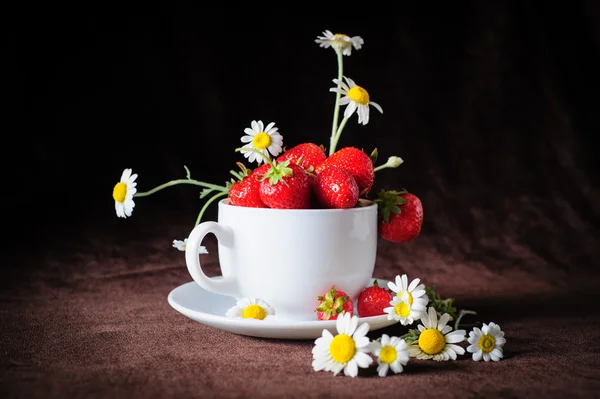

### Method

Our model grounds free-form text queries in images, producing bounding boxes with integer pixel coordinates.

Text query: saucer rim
[167,278,394,329]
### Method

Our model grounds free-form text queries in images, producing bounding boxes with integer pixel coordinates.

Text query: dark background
[4,3,600,398]
[10,3,599,272]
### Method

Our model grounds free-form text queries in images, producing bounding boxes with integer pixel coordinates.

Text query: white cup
[185,199,378,321]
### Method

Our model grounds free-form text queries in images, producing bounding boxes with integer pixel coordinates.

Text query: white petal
[482,324,490,335]
[243,128,256,136]
[483,353,491,362]
[354,351,373,369]
[353,322,370,339]
[491,348,503,360]
[121,168,131,181]
[401,274,408,290]
[251,120,260,132]
[344,101,358,119]
[466,344,479,353]
[377,363,389,377]
[241,135,253,143]
[437,313,450,330]
[344,359,358,377]
[407,278,420,291]
[343,76,356,88]
[264,121,275,132]
[472,350,483,361]
[390,361,404,374]
[371,101,383,114]
[338,96,350,106]
[446,344,465,355]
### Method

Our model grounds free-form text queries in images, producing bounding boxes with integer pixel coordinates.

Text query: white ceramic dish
[168,277,398,340]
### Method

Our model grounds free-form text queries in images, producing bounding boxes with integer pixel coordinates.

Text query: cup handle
[185,221,238,297]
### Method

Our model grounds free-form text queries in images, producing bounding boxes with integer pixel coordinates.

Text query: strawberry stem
[235,147,293,186]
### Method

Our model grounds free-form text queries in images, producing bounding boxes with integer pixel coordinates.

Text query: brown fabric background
[4,4,600,398]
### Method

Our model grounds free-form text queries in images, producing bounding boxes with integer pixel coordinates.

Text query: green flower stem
[234,148,275,169]
[330,117,349,155]
[230,170,244,181]
[454,309,477,331]
[374,156,404,172]
[329,48,344,155]
[134,179,229,198]
[194,191,228,227]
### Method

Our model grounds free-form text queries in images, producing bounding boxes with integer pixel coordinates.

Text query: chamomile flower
[467,322,506,362]
[113,168,137,218]
[312,312,373,377]
[240,120,283,164]
[388,274,429,309]
[384,292,427,325]
[408,307,466,361]
[225,297,275,320]
[315,30,364,56]
[172,238,208,255]
[330,76,383,125]
[369,334,409,377]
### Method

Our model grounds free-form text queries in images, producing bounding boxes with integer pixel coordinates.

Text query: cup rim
[219,198,377,213]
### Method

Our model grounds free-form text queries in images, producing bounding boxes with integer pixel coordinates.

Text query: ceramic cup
[185,199,378,321]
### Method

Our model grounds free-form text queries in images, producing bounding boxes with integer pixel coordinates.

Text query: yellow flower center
[332,34,351,48]
[329,334,356,364]
[113,182,127,203]
[242,305,267,320]
[394,302,410,318]
[397,291,414,305]
[347,86,370,105]
[252,132,271,150]
[478,334,496,353]
[418,328,445,355]
[379,345,397,364]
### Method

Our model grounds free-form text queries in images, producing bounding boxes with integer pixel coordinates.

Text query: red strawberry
[228,175,267,208]
[357,280,393,317]
[251,163,271,177]
[376,190,424,242]
[313,166,359,209]
[315,147,374,194]
[315,286,354,320]
[277,143,327,172]
[259,161,311,209]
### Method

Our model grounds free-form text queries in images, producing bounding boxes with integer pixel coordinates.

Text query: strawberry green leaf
[262,160,293,186]
[374,189,408,223]
[370,148,379,164]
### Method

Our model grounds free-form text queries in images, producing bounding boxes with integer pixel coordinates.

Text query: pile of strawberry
[316,283,392,320]
[229,142,424,243]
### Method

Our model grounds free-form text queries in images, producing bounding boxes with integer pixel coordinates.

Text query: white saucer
[167,278,398,340]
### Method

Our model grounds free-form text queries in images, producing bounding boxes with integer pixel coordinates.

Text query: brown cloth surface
[2,208,600,399]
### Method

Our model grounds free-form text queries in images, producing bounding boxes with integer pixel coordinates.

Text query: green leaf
[400,329,420,345]
[184,165,192,179]
[200,188,215,199]
[425,286,458,320]
[370,148,379,164]
[263,160,293,186]
[374,189,409,223]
